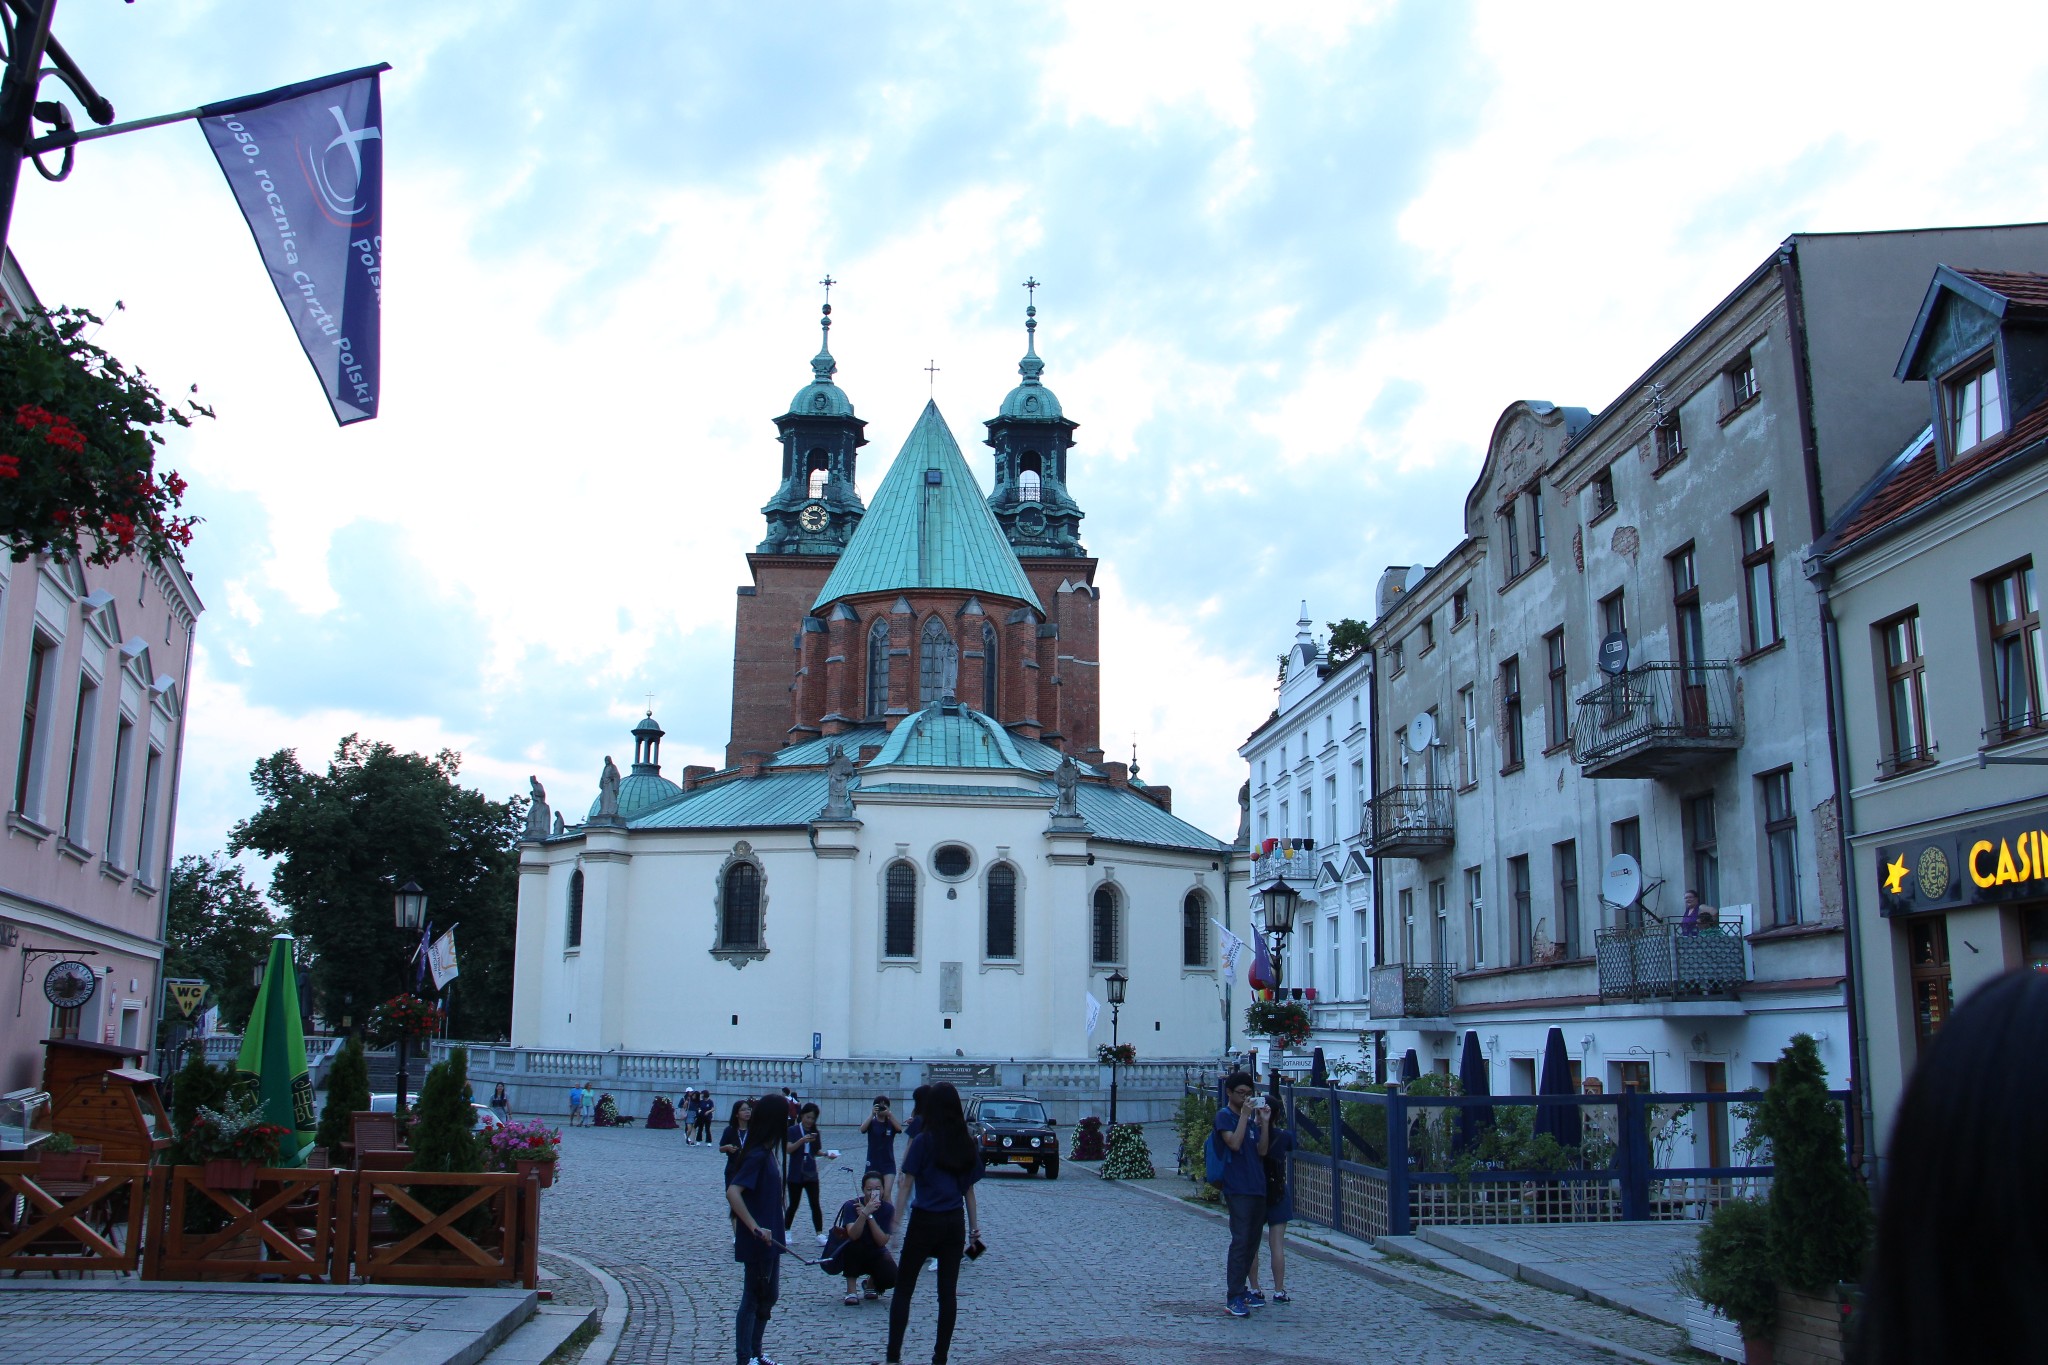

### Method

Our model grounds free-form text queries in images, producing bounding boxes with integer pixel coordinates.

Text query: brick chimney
[738,751,770,779]
[1103,761,1130,790]
[682,764,714,791]
[1142,784,1172,812]
[858,745,882,763]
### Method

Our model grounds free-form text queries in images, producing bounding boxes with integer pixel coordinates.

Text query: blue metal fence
[1281,1083,1851,1239]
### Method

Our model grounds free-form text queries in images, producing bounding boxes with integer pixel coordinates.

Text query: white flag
[427,926,461,989]
[1085,991,1102,1039]
[1213,918,1249,978]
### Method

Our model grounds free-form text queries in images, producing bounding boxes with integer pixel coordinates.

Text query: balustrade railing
[1368,963,1455,1018]
[1595,914,1747,1001]
[1571,660,1739,778]
[1362,785,1453,857]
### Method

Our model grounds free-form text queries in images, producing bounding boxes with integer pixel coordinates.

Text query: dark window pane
[885,862,917,957]
[986,863,1017,959]
[722,862,761,949]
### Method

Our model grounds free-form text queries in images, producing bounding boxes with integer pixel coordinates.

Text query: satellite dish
[1407,713,1436,752]
[1598,631,1630,677]
[1602,854,1642,907]
[1403,564,1427,591]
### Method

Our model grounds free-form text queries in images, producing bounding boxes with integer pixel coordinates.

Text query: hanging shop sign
[1876,809,2048,916]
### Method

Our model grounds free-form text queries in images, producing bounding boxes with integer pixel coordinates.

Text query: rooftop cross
[818,274,836,346]
[1022,276,1039,306]
[925,358,940,393]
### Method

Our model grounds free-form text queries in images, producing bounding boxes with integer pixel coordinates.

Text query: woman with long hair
[885,1081,984,1365]
[719,1099,753,1183]
[1858,970,2048,1363]
[726,1093,790,1365]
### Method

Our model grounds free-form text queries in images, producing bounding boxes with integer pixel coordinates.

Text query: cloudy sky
[12,1,2048,860]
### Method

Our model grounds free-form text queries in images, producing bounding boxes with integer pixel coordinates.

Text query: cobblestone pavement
[0,1281,534,1364]
[542,1123,1676,1364]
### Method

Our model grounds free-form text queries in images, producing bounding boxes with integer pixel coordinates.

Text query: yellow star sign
[1883,855,1910,895]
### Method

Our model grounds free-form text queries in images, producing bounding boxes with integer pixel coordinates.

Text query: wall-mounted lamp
[0,924,18,949]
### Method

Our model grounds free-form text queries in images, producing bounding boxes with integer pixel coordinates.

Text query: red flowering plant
[1244,1000,1313,1048]
[367,993,446,1045]
[0,305,206,566]
[486,1119,562,1169]
[1096,1042,1137,1066]
[184,1091,290,1163]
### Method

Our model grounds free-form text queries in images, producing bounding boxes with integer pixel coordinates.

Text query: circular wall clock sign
[43,959,98,1008]
[798,503,829,533]
[1016,505,1047,536]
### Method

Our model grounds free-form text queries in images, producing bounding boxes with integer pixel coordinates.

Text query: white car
[366,1093,505,1133]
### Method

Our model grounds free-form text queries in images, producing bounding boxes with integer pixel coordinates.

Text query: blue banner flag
[199,65,389,426]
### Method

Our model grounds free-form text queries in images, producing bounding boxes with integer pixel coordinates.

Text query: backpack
[1203,1130,1226,1184]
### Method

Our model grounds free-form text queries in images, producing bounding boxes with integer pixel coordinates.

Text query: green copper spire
[788,274,855,418]
[814,400,1043,611]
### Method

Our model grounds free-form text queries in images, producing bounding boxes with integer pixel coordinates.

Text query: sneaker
[1272,1291,1291,1303]
[1246,1290,1267,1308]
[844,1291,861,1306]
[1226,1295,1250,1318]
[818,1232,831,1246]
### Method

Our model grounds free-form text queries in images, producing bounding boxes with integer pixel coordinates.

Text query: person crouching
[822,1169,898,1305]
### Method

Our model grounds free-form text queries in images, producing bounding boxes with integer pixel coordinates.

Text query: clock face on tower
[1016,505,1046,536]
[798,503,829,533]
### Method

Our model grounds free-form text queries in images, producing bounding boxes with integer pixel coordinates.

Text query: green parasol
[237,933,316,1166]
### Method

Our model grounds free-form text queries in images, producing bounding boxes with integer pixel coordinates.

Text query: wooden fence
[0,1160,539,1286]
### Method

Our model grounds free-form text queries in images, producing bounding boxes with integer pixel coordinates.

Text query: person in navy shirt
[821,1169,897,1305]
[784,1102,825,1237]
[1214,1071,1272,1317]
[726,1093,789,1365]
[1246,1097,1295,1304]
[885,1082,984,1365]
[861,1094,904,1179]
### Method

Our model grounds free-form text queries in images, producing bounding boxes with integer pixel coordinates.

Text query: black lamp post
[393,879,427,1115]
[1105,968,1128,1125]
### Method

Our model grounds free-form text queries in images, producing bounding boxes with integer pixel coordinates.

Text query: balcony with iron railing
[1362,785,1453,858]
[1594,912,1747,1002]
[1571,660,1740,779]
[1251,838,1323,887]
[1368,963,1455,1020]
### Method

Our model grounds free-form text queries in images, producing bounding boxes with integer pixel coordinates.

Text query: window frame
[1726,349,1761,410]
[1457,685,1477,788]
[1686,792,1720,909]
[1590,467,1617,521]
[1759,767,1800,928]
[866,618,892,718]
[1554,840,1580,960]
[1509,853,1532,967]
[883,859,920,961]
[1544,627,1569,752]
[1983,560,2043,743]
[566,867,585,950]
[1500,655,1525,773]
[1945,352,2005,456]
[718,858,765,954]
[1462,867,1482,969]
[13,632,54,819]
[1739,498,1781,654]
[1878,608,1933,774]
[1670,543,1705,675]
[1500,501,1523,581]
[1654,416,1687,472]
[1451,586,1470,628]
[61,672,98,848]
[1091,882,1124,967]
[1182,888,1211,970]
[981,622,999,715]
[984,860,1020,964]
[1527,485,1548,564]
[917,618,953,707]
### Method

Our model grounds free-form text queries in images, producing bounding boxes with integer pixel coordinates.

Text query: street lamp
[1252,875,1301,988]
[393,880,427,1114]
[1105,968,1128,1125]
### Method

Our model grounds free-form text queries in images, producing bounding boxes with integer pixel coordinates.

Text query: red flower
[15,404,51,429]
[0,455,17,479]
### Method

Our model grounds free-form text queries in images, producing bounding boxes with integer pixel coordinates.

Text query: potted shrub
[315,1036,372,1163]
[397,1048,490,1243]
[36,1131,90,1181]
[1756,1034,1868,1355]
[1675,1197,1777,1362]
[487,1119,563,1189]
[1070,1115,1106,1160]
[184,1091,289,1188]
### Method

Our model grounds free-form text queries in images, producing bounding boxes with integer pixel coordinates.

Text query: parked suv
[965,1091,1059,1178]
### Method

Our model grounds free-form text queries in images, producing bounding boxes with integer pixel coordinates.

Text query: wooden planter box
[202,1160,261,1190]
[36,1152,91,1182]
[515,1159,556,1189]
[1772,1286,1849,1365]
[1683,1298,1746,1361]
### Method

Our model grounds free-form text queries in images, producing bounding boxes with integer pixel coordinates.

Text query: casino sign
[1876,811,2048,916]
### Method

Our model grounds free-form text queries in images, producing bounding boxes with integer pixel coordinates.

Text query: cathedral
[509,293,1236,1065]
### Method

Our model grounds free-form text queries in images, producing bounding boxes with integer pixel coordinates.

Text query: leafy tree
[228,735,523,1040]
[1325,618,1371,665]
[1757,1033,1869,1291]
[162,853,277,1032]
[316,1036,372,1151]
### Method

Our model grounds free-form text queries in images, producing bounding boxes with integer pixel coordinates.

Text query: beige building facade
[1816,265,2048,1162]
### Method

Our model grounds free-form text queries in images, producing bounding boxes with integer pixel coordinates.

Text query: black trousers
[1225,1193,1268,1299]
[834,1237,898,1292]
[785,1178,822,1232]
[886,1207,965,1364]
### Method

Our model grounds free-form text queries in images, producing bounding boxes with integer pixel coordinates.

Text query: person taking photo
[821,1169,898,1305]
[1214,1071,1272,1318]
[885,1082,985,1365]
[785,1101,826,1238]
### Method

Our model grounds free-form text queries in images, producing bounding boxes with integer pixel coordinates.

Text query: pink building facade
[0,251,203,1094]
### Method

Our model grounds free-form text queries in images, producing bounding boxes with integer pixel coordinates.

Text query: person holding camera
[885,1082,984,1365]
[822,1169,898,1305]
[861,1094,904,1184]
[1215,1071,1273,1318]
[785,1101,826,1238]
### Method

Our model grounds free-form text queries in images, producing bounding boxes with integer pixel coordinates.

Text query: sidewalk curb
[546,1248,628,1365]
[1095,1172,1692,1365]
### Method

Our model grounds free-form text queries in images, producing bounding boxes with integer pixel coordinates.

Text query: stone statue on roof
[553,811,566,836]
[823,743,856,819]
[525,777,551,840]
[1052,755,1081,818]
[597,756,621,818]
[939,638,960,701]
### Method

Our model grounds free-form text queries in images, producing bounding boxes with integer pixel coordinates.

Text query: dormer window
[1948,356,2005,454]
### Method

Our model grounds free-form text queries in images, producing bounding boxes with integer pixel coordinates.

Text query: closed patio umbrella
[1533,1026,1582,1149]
[1309,1046,1328,1090]
[237,933,316,1167]
[1456,1030,1495,1154]
[1400,1049,1421,1084]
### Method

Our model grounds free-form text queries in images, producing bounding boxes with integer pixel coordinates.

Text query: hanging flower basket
[367,993,446,1046]
[1096,1042,1137,1066]
[1245,1000,1312,1048]
[516,1158,557,1190]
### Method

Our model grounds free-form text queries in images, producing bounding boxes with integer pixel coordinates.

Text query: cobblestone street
[540,1123,1644,1364]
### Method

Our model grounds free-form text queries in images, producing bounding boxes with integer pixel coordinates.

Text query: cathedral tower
[984,281,1085,559]
[758,281,867,553]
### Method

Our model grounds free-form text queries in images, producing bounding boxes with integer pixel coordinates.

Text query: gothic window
[720,861,762,950]
[1092,883,1122,965]
[1183,890,1209,967]
[985,862,1018,960]
[567,869,584,949]
[918,618,952,705]
[885,861,918,959]
[981,623,998,714]
[866,619,891,718]
[806,450,829,498]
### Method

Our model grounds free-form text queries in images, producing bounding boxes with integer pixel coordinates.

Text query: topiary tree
[1757,1034,1869,1293]
[1099,1122,1155,1180]
[1675,1197,1777,1339]
[399,1048,486,1236]
[316,1037,371,1153]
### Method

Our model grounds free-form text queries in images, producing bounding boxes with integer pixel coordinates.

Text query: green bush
[168,1052,248,1163]
[1100,1122,1155,1180]
[1757,1034,1868,1292]
[1175,1091,1220,1201]
[316,1037,371,1152]
[398,1048,486,1237]
[1675,1197,1777,1337]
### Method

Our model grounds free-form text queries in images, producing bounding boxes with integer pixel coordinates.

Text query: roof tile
[1831,400,2048,548]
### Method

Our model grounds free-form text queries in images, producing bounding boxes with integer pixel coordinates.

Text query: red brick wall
[727,555,836,765]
